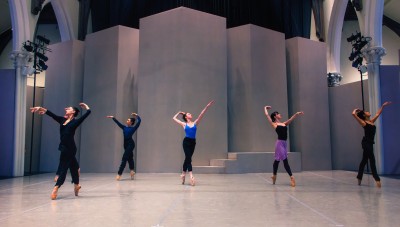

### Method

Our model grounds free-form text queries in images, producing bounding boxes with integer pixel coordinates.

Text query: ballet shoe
[357,178,362,186]
[116,175,121,181]
[180,174,186,185]
[190,176,195,186]
[54,175,59,182]
[271,175,277,185]
[290,176,296,187]
[51,186,59,200]
[130,170,135,180]
[74,184,81,196]
[376,181,381,188]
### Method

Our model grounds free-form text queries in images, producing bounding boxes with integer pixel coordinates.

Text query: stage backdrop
[80,26,139,173]
[227,24,289,153]
[286,37,332,170]
[137,7,228,173]
[40,40,85,173]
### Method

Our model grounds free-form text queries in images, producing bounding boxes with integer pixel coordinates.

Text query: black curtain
[86,0,311,40]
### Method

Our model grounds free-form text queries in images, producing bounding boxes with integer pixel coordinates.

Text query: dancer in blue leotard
[173,100,214,186]
[106,113,141,180]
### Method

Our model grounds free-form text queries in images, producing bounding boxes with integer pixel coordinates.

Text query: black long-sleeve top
[46,109,91,152]
[112,116,141,148]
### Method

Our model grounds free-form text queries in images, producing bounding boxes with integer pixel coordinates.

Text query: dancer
[106,113,141,180]
[352,101,392,188]
[30,103,91,200]
[264,106,303,187]
[173,100,214,186]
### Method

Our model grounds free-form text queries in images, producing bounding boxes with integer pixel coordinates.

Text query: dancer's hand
[206,100,215,107]
[296,111,304,116]
[79,103,90,110]
[265,106,272,110]
[106,116,114,118]
[382,101,392,107]
[30,106,47,114]
[131,113,137,116]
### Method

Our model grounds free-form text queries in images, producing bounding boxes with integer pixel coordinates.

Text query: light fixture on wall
[22,35,51,175]
[327,72,343,87]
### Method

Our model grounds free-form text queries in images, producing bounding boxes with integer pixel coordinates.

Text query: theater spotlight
[23,42,33,52]
[36,35,50,45]
[37,59,48,70]
[353,40,368,50]
[36,52,48,62]
[352,56,363,68]
[348,50,361,61]
[347,32,361,43]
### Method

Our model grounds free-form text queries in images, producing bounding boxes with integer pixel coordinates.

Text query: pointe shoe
[180,174,186,185]
[190,176,195,186]
[116,175,121,181]
[74,184,81,196]
[130,170,135,180]
[51,186,59,200]
[357,178,362,186]
[54,175,59,182]
[376,181,381,188]
[271,175,277,185]
[290,176,296,187]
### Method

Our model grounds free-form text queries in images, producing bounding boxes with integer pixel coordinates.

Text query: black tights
[182,137,196,172]
[357,140,380,181]
[55,150,79,187]
[273,158,292,176]
[118,145,135,175]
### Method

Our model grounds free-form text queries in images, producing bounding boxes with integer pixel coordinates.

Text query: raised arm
[370,101,392,123]
[194,100,214,125]
[173,111,186,127]
[75,103,91,126]
[352,108,366,127]
[283,111,304,126]
[264,106,276,128]
[131,113,141,130]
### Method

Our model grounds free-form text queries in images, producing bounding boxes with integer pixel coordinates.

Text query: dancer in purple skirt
[264,106,303,187]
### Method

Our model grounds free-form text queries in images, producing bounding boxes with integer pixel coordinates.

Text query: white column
[9,50,33,177]
[363,46,386,173]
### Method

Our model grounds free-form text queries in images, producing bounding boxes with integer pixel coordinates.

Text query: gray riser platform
[192,166,226,174]
[194,152,301,174]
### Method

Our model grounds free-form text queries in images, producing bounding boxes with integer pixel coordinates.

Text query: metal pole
[29,47,37,175]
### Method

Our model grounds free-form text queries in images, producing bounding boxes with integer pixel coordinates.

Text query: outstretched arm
[131,113,141,130]
[173,111,186,127]
[352,108,366,127]
[283,111,304,126]
[31,106,64,123]
[75,103,91,126]
[264,106,276,128]
[371,101,392,123]
[106,115,124,129]
[194,100,214,125]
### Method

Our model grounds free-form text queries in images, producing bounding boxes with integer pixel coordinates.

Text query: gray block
[80,26,139,173]
[137,7,228,173]
[286,37,332,170]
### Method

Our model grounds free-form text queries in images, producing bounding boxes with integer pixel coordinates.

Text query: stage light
[23,43,33,52]
[36,35,50,45]
[347,32,361,43]
[38,60,48,70]
[22,66,36,75]
[353,40,368,50]
[36,52,48,62]
[352,56,363,68]
[348,50,361,61]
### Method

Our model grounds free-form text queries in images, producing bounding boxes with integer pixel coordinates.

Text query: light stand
[22,35,51,175]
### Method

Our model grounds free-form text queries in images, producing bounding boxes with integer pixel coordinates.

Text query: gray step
[210,159,237,167]
[192,166,226,174]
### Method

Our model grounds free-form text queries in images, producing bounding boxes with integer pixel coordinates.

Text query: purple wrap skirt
[274,140,288,161]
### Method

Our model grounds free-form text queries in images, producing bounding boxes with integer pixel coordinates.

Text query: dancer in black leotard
[106,113,141,180]
[264,106,303,187]
[31,103,91,200]
[173,100,214,186]
[352,101,392,188]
